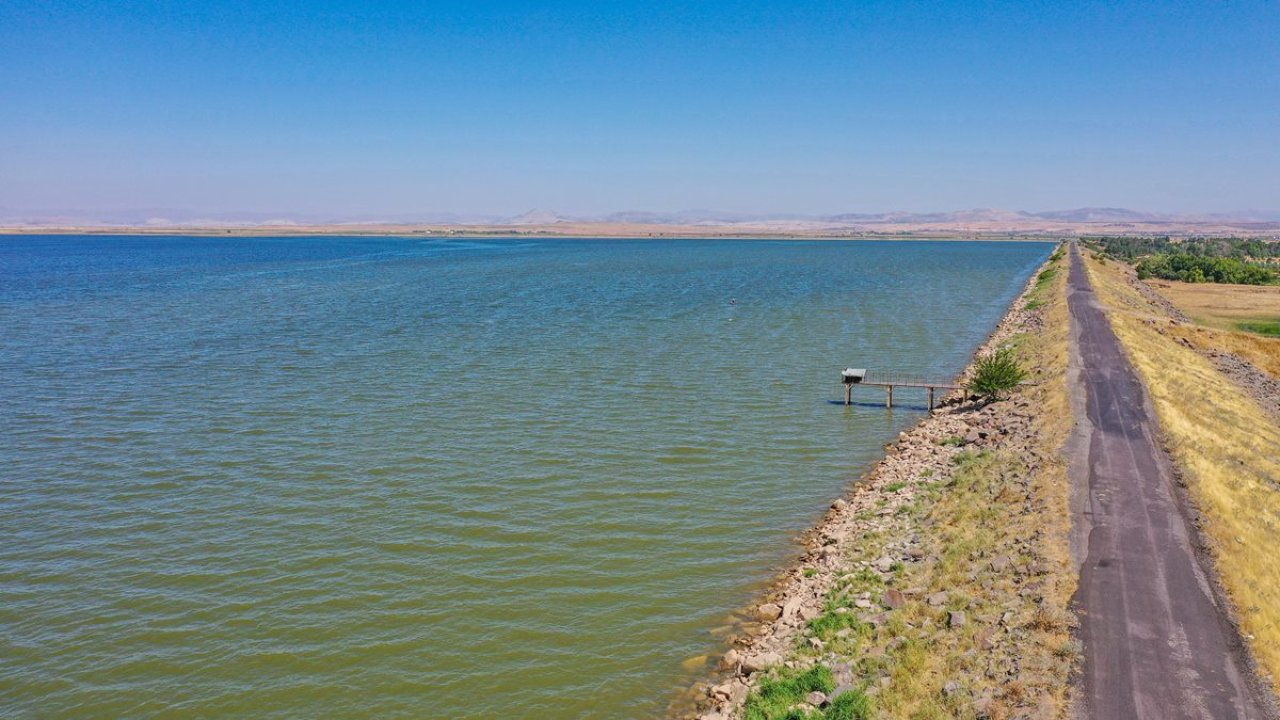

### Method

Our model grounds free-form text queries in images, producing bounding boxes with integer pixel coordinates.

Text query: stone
[976,627,996,650]
[827,683,857,703]
[826,662,855,686]
[740,652,783,674]
[882,589,906,610]
[718,649,740,670]
[831,498,848,511]
[874,556,895,573]
[756,603,783,622]
[782,596,804,621]
[949,611,967,628]
[991,555,1011,572]
[942,681,963,697]
[808,637,824,650]
[854,598,873,609]
[927,591,949,607]
[806,691,827,707]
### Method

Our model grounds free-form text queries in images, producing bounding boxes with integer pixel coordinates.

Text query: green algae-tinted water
[0,236,1050,718]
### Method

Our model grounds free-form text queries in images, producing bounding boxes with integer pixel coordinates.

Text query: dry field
[1146,280,1280,377]
[1153,279,1280,338]
[1149,279,1280,328]
[1085,256,1280,692]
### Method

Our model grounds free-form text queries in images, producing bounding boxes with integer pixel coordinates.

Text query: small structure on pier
[841,368,963,409]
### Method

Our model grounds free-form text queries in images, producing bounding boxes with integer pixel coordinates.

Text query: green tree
[968,347,1026,402]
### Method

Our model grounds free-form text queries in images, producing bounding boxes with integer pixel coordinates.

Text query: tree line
[1084,236,1280,285]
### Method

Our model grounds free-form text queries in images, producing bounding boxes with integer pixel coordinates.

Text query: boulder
[781,596,804,621]
[740,652,783,675]
[756,603,783,622]
[718,649,740,671]
[882,589,906,610]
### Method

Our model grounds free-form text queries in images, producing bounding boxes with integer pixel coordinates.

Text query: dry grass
[1084,256,1280,689]
[1168,324,1280,379]
[1148,280,1280,375]
[1151,279,1280,327]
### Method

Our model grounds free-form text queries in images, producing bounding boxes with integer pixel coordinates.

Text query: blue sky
[2,1,1277,218]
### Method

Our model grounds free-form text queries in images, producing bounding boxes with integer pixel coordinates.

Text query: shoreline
[0,227,1073,242]
[4,221,1278,241]
[675,245,1074,719]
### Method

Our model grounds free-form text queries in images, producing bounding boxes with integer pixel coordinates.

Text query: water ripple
[1,235,1049,718]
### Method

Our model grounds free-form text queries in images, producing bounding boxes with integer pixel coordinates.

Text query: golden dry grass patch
[1084,255,1280,688]
[1151,279,1280,327]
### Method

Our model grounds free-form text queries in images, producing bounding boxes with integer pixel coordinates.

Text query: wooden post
[927,387,935,410]
[844,383,853,406]
[886,385,893,408]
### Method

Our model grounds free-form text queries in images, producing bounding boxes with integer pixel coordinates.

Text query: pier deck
[842,371,964,409]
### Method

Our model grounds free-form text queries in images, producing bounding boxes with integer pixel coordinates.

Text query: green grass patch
[1035,267,1059,288]
[1237,319,1280,337]
[882,481,906,493]
[744,665,836,720]
[936,436,965,447]
[808,608,864,642]
[825,690,874,720]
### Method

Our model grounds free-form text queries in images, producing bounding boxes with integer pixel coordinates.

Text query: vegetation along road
[1066,242,1272,719]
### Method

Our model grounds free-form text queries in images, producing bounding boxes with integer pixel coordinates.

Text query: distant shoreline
[2,219,1278,240]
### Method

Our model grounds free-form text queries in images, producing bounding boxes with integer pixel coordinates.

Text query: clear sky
[2,1,1277,219]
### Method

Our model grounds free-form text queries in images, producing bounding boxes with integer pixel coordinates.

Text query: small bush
[967,347,1026,402]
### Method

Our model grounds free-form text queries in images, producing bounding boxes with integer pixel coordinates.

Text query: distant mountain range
[507,207,1280,226]
[4,206,1279,228]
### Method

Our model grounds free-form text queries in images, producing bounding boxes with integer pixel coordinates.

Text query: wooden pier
[842,369,963,409]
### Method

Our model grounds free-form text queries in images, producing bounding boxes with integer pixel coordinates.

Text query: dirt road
[1066,243,1271,718]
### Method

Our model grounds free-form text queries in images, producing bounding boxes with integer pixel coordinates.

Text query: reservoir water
[1,236,1050,718]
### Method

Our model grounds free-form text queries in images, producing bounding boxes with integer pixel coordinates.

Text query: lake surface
[0,236,1050,718]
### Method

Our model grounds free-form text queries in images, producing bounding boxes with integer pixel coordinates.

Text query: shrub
[967,347,1025,402]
